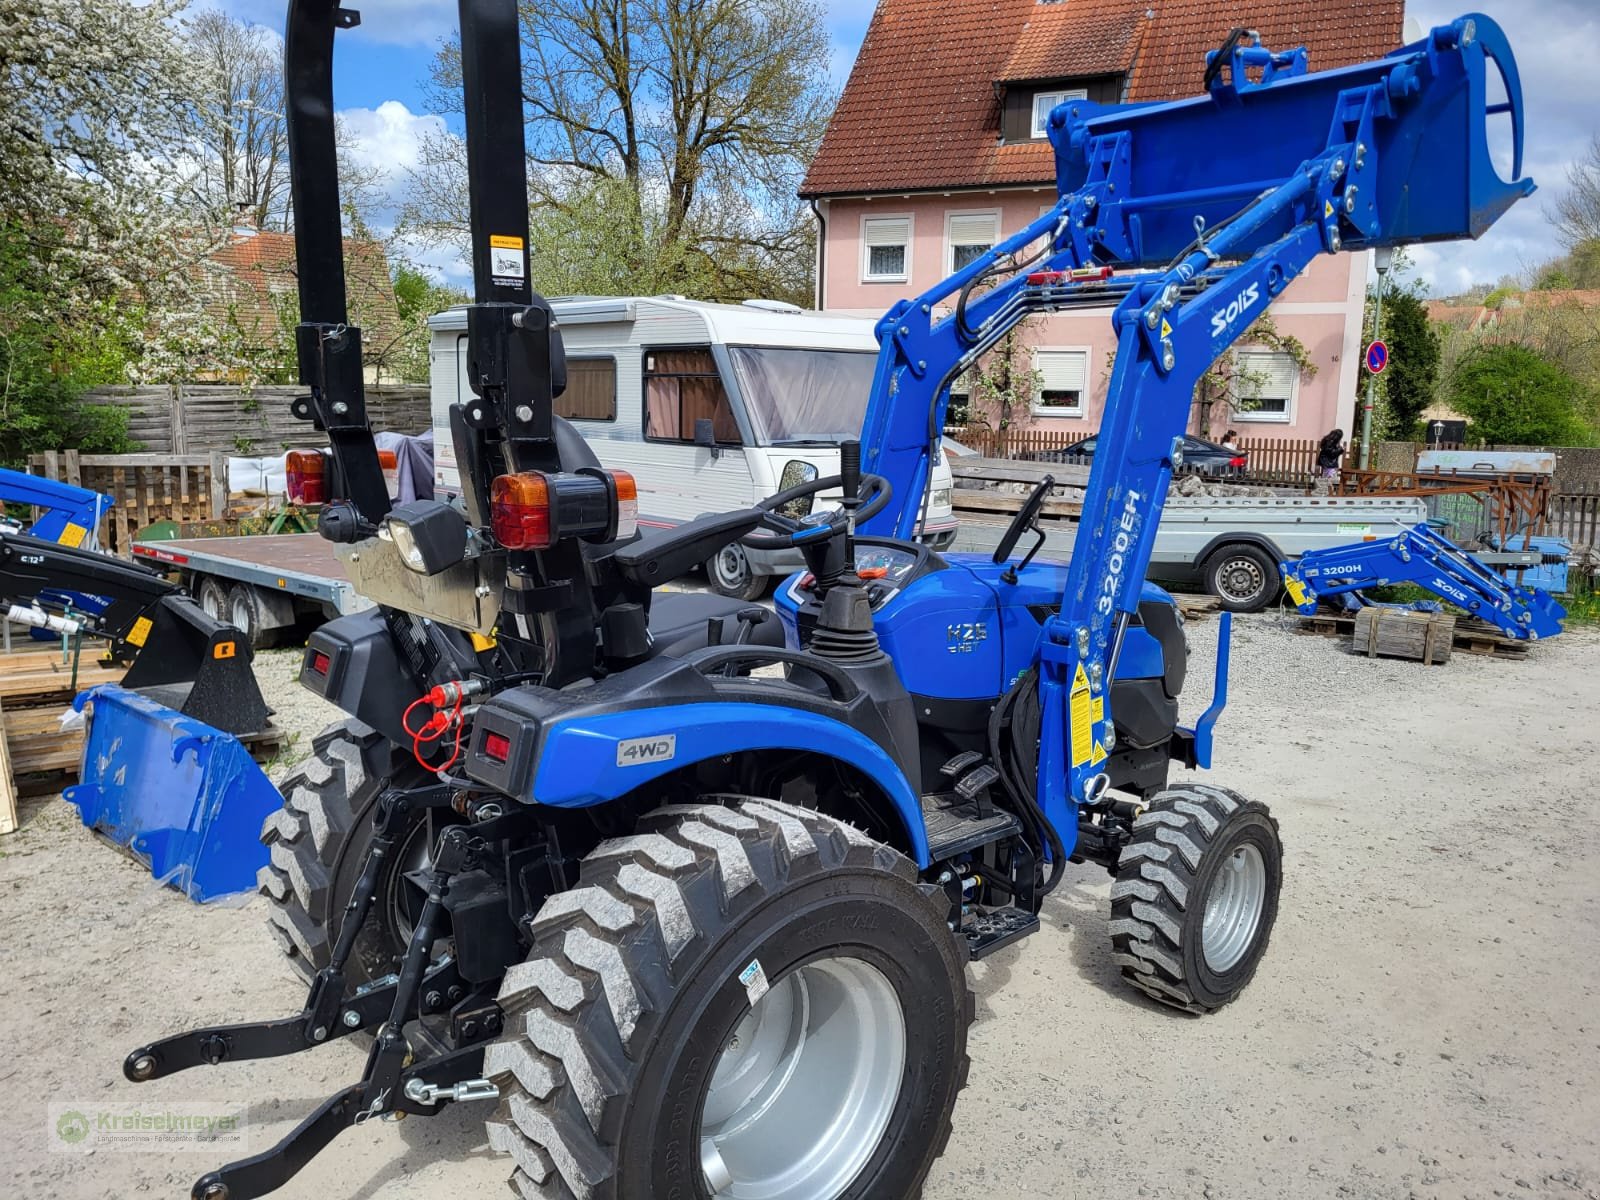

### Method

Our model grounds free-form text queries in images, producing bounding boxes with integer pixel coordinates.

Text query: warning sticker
[1091,739,1108,766]
[127,616,152,648]
[1324,199,1335,218]
[1160,318,1172,339]
[737,959,770,1007]
[58,523,87,549]
[1069,663,1093,767]
[1090,695,1104,725]
[489,234,526,286]
[1284,577,1308,606]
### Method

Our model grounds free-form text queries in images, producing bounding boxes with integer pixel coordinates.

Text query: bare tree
[1554,134,1600,250]
[409,0,834,302]
[181,9,290,231]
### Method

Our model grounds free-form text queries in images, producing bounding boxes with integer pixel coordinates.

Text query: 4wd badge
[616,734,676,766]
[947,622,988,653]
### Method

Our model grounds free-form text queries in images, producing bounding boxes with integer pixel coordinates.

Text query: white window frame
[1030,345,1091,418]
[1232,348,1299,423]
[860,212,913,284]
[944,208,1000,276]
[1032,88,1088,139]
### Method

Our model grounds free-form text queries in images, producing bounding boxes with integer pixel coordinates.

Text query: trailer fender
[528,702,932,867]
[1194,530,1286,568]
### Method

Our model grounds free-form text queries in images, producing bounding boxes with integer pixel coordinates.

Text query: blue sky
[216,0,1589,296]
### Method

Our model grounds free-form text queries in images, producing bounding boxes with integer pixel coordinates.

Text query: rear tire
[257,721,430,984]
[1110,783,1281,1012]
[1204,543,1280,613]
[228,583,273,649]
[706,543,769,601]
[485,798,972,1200]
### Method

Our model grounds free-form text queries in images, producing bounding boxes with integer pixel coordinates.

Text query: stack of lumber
[0,649,123,834]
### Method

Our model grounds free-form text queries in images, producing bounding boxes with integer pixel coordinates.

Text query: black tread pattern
[484,797,969,1200]
[256,720,390,978]
[1109,782,1278,1013]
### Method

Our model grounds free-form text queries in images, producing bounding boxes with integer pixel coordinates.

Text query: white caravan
[428,297,957,598]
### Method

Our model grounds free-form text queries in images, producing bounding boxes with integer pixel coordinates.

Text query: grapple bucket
[64,685,283,902]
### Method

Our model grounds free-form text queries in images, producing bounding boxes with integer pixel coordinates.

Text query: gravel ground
[2,611,1597,1200]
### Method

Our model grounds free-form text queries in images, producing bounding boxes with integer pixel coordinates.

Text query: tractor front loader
[111,5,1536,1198]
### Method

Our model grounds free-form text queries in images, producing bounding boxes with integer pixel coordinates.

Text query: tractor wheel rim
[699,956,905,1200]
[1220,559,1264,604]
[1202,842,1267,973]
[714,546,749,589]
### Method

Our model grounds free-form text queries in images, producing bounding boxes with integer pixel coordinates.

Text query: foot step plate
[921,792,1021,860]
[963,906,1039,960]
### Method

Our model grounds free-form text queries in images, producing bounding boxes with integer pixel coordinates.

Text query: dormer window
[1031,87,1088,138]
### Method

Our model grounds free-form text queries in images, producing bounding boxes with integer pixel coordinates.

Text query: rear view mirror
[694,418,721,459]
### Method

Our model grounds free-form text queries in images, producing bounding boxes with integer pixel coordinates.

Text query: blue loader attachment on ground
[65,684,284,902]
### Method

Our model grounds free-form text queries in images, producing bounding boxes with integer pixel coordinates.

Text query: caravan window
[559,358,617,422]
[727,346,878,444]
[643,348,742,445]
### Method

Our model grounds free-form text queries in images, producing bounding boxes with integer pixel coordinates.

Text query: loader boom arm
[1280,523,1566,639]
[854,14,1535,825]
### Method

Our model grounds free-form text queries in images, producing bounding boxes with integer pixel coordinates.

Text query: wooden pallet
[1295,610,1530,659]
[0,647,124,705]
[1174,594,1223,621]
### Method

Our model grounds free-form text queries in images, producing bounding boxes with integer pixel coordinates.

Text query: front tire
[485,798,972,1200]
[1110,783,1281,1012]
[706,543,769,601]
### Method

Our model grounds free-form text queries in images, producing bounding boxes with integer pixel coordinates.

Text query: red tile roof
[802,0,1405,197]
[203,229,402,359]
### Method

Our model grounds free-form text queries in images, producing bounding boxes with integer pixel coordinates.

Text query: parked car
[1030,434,1247,477]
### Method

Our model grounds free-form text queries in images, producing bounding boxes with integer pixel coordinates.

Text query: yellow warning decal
[1090,739,1108,766]
[489,234,523,249]
[1070,663,1093,767]
[1160,318,1172,338]
[1090,695,1104,725]
[213,641,237,659]
[127,616,153,647]
[1285,576,1308,606]
[1324,199,1335,218]
[59,523,87,548]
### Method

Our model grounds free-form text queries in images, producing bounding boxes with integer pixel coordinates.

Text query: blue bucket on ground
[65,684,284,902]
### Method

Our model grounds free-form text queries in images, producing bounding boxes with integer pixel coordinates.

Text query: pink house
[801,0,1404,444]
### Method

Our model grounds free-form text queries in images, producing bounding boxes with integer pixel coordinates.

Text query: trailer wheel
[196,576,229,622]
[228,584,273,649]
[706,543,768,601]
[257,721,432,983]
[485,798,972,1200]
[1203,543,1280,612]
[1110,783,1281,1012]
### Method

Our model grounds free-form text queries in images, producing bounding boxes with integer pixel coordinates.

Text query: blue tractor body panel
[527,700,932,866]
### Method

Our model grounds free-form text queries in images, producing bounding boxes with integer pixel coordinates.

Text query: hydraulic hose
[986,669,1067,896]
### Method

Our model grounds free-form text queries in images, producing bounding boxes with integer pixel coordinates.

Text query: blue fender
[529,702,931,867]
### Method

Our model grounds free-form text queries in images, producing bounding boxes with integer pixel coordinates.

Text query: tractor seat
[646,592,785,656]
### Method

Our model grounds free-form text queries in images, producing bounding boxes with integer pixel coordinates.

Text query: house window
[947,210,999,273]
[1234,350,1298,422]
[643,347,743,445]
[556,357,616,421]
[1032,347,1088,416]
[862,215,911,282]
[1032,88,1088,139]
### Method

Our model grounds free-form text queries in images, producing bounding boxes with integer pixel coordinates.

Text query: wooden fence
[27,452,226,556]
[83,384,431,456]
[1549,486,1600,552]
[944,426,1339,486]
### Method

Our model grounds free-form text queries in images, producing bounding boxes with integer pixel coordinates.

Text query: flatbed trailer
[132,533,371,646]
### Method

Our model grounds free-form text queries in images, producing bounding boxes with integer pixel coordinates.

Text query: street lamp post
[1359,246,1393,468]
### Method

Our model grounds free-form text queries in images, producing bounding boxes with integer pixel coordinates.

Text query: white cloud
[338,100,447,177]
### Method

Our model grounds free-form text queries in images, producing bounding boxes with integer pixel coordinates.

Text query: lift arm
[1281,523,1566,639]
[855,14,1534,828]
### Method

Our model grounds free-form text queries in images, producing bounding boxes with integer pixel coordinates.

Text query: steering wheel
[741,472,893,551]
[992,474,1056,564]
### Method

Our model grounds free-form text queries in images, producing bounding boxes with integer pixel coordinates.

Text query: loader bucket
[64,685,283,903]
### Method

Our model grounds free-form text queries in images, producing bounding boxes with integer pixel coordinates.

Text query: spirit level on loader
[116,7,1534,1198]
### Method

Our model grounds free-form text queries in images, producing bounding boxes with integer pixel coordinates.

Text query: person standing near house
[1316,428,1345,478]
[1220,429,1240,451]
